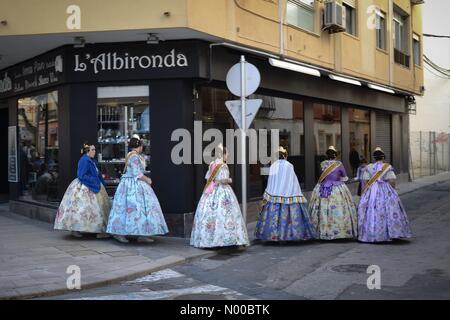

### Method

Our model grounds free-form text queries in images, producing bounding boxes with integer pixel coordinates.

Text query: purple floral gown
[308,160,358,240]
[357,162,412,242]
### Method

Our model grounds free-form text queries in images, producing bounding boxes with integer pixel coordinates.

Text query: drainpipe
[388,0,394,87]
[279,0,285,57]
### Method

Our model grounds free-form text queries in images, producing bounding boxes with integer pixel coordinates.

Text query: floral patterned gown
[255,159,316,241]
[308,160,358,240]
[357,162,412,242]
[190,160,250,248]
[54,156,111,233]
[106,153,169,236]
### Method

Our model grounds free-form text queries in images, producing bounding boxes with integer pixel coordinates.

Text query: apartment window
[287,0,315,32]
[376,10,386,50]
[343,1,357,36]
[413,34,421,66]
[394,8,410,67]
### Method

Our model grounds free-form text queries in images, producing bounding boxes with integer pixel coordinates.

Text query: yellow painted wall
[0,0,187,35]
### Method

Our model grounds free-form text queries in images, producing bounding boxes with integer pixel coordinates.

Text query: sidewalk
[0,207,214,300]
[1,172,450,300]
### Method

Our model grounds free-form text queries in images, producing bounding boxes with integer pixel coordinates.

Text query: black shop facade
[0,39,411,237]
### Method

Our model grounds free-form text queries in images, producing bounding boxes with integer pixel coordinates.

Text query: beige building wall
[0,0,423,95]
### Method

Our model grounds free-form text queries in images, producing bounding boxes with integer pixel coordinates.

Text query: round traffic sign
[226,62,261,97]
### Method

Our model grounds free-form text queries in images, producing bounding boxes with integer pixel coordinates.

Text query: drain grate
[329,264,371,273]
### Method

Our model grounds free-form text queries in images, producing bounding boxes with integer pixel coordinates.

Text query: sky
[423,0,450,68]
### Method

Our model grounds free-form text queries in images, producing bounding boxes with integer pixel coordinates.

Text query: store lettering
[0,73,12,93]
[74,49,189,74]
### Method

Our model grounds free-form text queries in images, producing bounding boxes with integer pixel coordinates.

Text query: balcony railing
[394,49,410,68]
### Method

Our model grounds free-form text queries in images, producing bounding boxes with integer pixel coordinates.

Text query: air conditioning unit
[323,0,346,34]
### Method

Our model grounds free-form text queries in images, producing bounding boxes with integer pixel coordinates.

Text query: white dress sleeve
[384,166,397,180]
[215,164,229,181]
[362,165,371,181]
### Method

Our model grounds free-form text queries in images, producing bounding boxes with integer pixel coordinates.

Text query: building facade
[0,0,424,236]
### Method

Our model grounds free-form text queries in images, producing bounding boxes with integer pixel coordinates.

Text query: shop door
[376,112,392,163]
[0,105,9,201]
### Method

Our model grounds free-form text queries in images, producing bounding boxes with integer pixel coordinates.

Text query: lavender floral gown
[106,153,169,236]
[190,160,250,248]
[308,160,358,240]
[357,162,412,242]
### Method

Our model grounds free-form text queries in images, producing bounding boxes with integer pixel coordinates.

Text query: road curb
[0,251,214,300]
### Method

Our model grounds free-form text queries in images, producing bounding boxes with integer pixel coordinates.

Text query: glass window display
[18,90,59,203]
[97,86,150,194]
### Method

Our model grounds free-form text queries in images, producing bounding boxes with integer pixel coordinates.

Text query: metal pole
[419,131,422,177]
[240,55,247,224]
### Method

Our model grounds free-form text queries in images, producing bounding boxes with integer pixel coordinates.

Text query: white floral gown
[190,160,250,248]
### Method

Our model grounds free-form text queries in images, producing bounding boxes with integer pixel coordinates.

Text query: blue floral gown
[190,159,250,248]
[106,152,169,236]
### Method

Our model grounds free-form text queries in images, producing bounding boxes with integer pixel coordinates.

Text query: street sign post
[225,56,261,224]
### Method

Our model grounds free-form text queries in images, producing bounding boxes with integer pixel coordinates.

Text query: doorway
[0,105,9,202]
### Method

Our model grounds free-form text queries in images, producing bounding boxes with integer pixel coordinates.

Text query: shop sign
[8,126,18,183]
[73,49,188,75]
[67,42,203,82]
[0,52,64,98]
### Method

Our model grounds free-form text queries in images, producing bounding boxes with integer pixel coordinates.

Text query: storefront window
[314,103,341,180]
[349,108,371,177]
[200,87,305,200]
[97,86,150,194]
[252,97,305,197]
[18,91,59,203]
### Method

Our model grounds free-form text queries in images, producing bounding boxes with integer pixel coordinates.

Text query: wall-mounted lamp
[73,36,85,48]
[368,83,395,94]
[269,58,321,77]
[407,96,417,115]
[146,33,160,44]
[329,74,362,86]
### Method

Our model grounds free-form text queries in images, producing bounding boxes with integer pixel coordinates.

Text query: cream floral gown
[190,159,250,248]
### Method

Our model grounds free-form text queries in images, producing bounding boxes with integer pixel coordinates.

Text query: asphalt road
[43,180,450,300]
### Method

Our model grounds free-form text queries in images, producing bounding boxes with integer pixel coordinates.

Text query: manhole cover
[329,264,370,273]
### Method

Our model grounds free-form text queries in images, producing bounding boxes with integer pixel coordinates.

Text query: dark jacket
[77,154,105,193]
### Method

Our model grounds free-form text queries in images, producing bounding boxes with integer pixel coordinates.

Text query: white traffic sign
[225,99,263,130]
[226,61,261,97]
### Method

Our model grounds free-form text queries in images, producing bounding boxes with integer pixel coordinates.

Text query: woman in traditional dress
[54,143,111,238]
[255,146,315,242]
[357,147,412,243]
[106,136,168,243]
[190,144,249,249]
[308,146,358,240]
